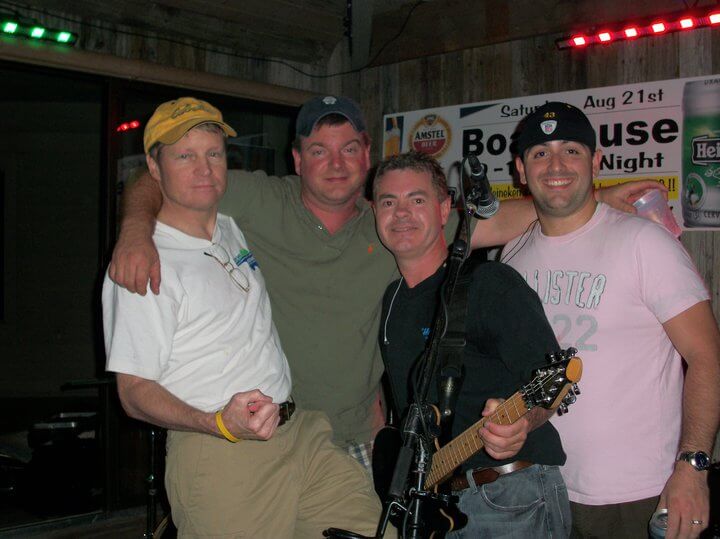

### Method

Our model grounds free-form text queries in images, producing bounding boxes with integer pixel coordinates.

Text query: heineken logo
[692,135,720,165]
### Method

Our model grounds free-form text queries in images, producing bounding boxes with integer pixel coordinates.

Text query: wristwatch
[676,450,711,471]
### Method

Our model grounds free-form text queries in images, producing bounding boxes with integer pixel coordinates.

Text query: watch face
[694,451,711,470]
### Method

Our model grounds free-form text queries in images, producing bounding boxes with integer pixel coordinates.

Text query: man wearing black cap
[108,95,656,473]
[504,102,720,538]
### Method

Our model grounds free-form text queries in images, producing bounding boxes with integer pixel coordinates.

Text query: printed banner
[383,75,720,231]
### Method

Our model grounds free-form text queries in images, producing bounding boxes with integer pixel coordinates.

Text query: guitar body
[372,423,469,537]
[425,487,468,538]
[373,352,582,538]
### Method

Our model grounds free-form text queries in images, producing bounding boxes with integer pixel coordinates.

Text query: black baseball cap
[295,95,367,136]
[515,101,596,157]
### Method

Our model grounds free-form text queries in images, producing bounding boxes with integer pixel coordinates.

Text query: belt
[278,400,295,426]
[447,460,534,492]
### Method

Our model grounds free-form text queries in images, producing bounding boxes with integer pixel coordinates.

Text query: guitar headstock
[521,348,582,413]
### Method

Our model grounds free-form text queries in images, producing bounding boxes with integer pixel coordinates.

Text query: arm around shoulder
[470,197,537,249]
[109,170,163,295]
[595,179,668,213]
[469,180,667,249]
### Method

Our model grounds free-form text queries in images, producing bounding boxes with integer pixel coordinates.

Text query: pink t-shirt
[505,203,709,505]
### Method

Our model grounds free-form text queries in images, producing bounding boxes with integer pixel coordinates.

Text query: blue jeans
[448,464,571,538]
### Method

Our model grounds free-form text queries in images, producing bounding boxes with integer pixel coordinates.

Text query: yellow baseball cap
[143,97,237,153]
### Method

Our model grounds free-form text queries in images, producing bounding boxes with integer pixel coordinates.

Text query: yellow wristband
[215,411,240,443]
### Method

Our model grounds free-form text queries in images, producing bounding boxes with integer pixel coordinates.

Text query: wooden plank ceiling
[15,0,720,66]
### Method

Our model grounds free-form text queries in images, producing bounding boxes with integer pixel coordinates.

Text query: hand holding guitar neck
[425,348,582,490]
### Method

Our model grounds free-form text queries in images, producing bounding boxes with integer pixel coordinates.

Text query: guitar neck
[425,391,529,489]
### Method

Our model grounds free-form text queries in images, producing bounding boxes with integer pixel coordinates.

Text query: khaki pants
[165,410,390,538]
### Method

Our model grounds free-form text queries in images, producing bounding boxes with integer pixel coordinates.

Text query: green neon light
[1,20,76,45]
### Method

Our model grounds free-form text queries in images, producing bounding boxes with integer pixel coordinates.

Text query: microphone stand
[385,218,472,539]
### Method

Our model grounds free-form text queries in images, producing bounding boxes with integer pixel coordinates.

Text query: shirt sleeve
[634,224,710,324]
[102,268,184,381]
[219,169,270,224]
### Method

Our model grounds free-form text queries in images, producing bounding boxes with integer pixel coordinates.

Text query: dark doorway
[0,60,296,531]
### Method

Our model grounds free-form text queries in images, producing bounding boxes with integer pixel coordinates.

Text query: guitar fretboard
[425,391,528,488]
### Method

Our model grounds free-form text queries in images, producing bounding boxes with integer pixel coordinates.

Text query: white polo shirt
[103,213,291,412]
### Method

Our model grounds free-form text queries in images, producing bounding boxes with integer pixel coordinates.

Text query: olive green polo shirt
[221,170,397,446]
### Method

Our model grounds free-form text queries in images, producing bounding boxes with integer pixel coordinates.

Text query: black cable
[362,1,424,70]
[499,218,539,265]
[0,0,424,80]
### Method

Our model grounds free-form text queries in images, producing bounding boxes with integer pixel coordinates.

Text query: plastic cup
[633,189,682,237]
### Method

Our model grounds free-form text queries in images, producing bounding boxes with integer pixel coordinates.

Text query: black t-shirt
[380,260,566,472]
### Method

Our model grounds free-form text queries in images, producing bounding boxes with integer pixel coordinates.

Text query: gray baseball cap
[295,95,367,136]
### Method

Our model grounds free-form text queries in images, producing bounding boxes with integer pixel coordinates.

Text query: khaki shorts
[165,409,392,538]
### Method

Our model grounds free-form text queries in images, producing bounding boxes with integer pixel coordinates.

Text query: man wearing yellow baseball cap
[102,97,385,538]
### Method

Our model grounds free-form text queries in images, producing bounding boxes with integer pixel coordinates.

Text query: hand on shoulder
[596,179,667,214]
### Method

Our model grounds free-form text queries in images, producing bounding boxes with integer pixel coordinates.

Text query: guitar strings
[428,365,569,483]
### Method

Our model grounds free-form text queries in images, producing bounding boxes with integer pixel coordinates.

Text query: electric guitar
[373,351,583,538]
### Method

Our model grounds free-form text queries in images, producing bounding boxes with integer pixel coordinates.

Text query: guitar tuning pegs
[547,352,557,363]
[572,383,581,395]
[558,403,569,415]
[566,347,577,357]
[563,392,577,405]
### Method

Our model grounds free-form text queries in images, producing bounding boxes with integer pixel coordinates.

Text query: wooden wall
[329,31,720,323]
[12,5,719,326]
[8,7,718,372]
[29,7,329,93]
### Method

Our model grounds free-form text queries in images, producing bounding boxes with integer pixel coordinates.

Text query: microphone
[466,155,499,218]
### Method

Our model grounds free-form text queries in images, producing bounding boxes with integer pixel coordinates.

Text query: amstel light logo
[408,114,452,158]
